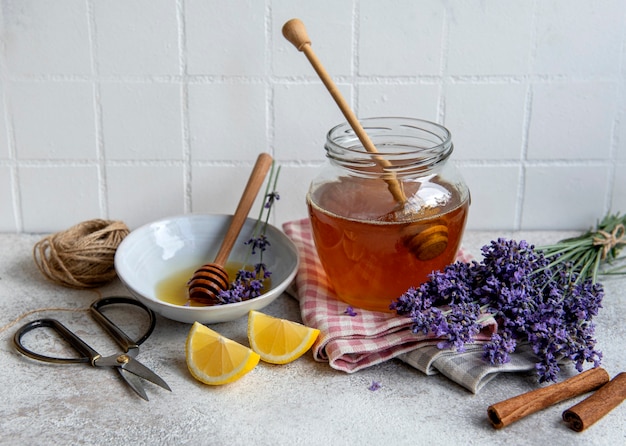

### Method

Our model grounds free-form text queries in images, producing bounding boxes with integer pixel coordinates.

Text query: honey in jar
[307,117,470,312]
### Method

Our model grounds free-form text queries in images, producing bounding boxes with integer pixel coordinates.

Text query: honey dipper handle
[282,18,311,51]
[213,153,273,266]
[282,19,406,205]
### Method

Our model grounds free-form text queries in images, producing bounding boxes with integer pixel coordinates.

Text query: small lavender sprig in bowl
[216,163,281,304]
[390,213,625,383]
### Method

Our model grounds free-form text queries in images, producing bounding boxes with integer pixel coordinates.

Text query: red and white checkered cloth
[282,219,497,370]
[283,218,553,393]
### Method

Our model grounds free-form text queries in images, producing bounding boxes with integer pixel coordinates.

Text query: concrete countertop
[0,231,624,446]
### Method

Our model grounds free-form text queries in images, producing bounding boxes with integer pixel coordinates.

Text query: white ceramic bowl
[114,214,299,324]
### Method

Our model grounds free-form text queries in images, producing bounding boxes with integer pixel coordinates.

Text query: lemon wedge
[247,310,320,364]
[185,321,260,385]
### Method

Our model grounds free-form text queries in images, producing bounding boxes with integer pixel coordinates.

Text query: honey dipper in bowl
[282,18,450,261]
[188,153,273,304]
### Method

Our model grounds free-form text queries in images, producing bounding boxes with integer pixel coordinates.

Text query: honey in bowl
[156,262,271,307]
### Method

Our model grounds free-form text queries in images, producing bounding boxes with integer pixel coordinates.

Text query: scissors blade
[122,358,172,392]
[118,368,149,401]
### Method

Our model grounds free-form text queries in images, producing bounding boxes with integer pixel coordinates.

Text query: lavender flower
[344,306,357,317]
[265,191,280,209]
[368,381,382,391]
[245,234,271,255]
[390,238,604,383]
[216,264,267,304]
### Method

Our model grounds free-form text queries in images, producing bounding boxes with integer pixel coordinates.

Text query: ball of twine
[33,219,130,289]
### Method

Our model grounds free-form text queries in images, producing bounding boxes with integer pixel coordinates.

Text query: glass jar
[307,117,470,312]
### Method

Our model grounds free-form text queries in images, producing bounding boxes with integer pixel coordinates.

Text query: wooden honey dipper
[282,18,448,261]
[188,153,273,304]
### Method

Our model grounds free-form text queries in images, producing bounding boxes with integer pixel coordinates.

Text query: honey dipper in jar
[282,18,461,261]
[284,19,470,312]
[187,153,273,304]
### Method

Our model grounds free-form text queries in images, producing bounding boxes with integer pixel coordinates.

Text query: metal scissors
[13,296,171,401]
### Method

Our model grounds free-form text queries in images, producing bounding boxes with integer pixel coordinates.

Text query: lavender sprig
[217,162,281,304]
[391,238,604,383]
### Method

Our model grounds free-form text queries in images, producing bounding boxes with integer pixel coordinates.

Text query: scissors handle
[14,319,99,364]
[14,297,156,364]
[90,296,156,352]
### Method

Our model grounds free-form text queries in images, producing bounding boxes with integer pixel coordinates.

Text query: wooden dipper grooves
[406,224,449,261]
[188,153,273,304]
[282,18,449,261]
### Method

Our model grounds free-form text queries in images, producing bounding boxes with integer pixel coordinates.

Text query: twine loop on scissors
[592,223,625,260]
[33,219,129,289]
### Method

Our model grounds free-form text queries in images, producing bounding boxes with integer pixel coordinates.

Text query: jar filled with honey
[307,117,470,312]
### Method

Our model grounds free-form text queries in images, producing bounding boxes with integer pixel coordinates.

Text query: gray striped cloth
[399,342,542,393]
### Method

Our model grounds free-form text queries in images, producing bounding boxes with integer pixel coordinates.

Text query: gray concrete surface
[0,231,624,446]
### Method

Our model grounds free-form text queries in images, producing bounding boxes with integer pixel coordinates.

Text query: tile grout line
[177,0,192,214]
[265,0,278,226]
[4,72,619,83]
[0,2,22,231]
[265,0,274,156]
[86,0,108,220]
[438,2,450,125]
[352,0,360,116]
[603,5,626,214]
[514,0,540,231]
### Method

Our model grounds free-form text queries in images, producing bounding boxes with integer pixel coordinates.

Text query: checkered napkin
[282,218,541,394]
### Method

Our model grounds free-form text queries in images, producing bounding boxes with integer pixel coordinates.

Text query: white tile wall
[522,165,609,230]
[0,166,15,230]
[106,164,185,229]
[527,82,617,160]
[100,82,183,160]
[533,0,624,76]
[93,0,180,76]
[188,83,267,161]
[359,1,444,76]
[186,0,266,76]
[2,0,92,76]
[0,0,624,233]
[461,165,521,230]
[446,1,533,76]
[18,166,101,233]
[358,83,440,122]
[9,81,97,160]
[0,88,8,159]
[445,83,527,160]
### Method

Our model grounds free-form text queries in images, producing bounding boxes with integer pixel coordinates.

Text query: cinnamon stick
[562,372,626,432]
[487,367,610,429]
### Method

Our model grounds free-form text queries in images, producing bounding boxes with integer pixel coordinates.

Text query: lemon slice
[185,321,260,385]
[247,310,320,364]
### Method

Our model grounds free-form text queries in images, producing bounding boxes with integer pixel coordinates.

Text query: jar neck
[325,117,453,178]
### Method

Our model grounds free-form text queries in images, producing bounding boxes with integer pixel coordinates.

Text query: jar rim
[326,117,451,154]
[325,117,453,174]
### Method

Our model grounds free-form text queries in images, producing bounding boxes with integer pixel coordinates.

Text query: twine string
[0,307,90,336]
[593,223,625,260]
[33,219,129,289]
[0,290,102,337]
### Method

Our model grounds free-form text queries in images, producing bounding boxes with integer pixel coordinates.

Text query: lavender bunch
[540,212,626,283]
[217,162,281,304]
[391,238,604,383]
